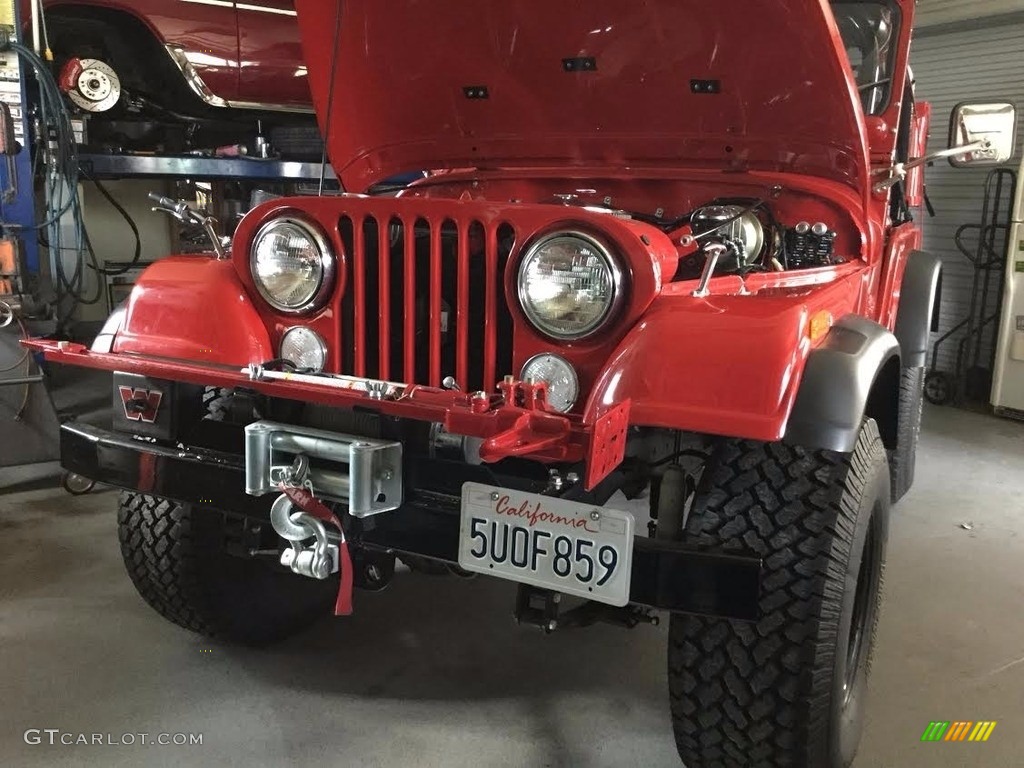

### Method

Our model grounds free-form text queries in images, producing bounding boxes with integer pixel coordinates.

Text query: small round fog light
[280,327,327,373]
[521,353,579,413]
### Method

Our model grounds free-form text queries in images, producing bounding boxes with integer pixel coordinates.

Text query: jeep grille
[337,215,516,392]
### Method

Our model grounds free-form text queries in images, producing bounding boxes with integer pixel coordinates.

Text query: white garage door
[916,1,1024,27]
[910,21,1024,375]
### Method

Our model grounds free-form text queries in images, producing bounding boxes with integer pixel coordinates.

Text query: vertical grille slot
[338,215,356,377]
[377,220,393,381]
[493,223,516,387]
[337,212,515,392]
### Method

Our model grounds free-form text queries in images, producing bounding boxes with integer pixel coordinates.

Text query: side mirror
[947,102,1016,167]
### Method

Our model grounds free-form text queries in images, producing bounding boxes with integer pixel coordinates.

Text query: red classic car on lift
[24,1,1017,766]
[25,0,315,152]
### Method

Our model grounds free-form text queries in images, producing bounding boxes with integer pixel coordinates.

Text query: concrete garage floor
[0,405,1022,768]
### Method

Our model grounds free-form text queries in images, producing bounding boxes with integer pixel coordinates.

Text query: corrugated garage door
[916,0,1024,27]
[910,21,1024,376]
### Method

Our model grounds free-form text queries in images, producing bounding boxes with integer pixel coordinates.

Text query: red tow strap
[278,484,354,616]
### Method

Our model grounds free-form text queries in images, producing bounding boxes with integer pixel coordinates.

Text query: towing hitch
[261,454,357,615]
[514,584,660,633]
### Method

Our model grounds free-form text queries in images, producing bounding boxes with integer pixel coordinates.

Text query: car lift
[0,0,60,469]
[0,0,337,472]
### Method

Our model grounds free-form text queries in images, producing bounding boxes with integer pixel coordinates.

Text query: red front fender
[583,273,864,442]
[112,257,274,366]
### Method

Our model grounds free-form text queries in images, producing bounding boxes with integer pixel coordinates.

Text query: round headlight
[518,232,621,340]
[251,218,334,313]
[280,327,328,373]
[521,353,579,413]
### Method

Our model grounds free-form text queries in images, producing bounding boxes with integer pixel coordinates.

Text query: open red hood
[295,0,870,196]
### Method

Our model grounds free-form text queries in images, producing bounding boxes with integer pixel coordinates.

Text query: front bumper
[61,421,762,621]
[25,339,627,490]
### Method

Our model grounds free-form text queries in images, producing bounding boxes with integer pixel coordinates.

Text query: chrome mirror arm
[873,139,992,193]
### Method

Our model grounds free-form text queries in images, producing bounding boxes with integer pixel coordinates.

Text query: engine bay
[668,198,845,281]
[398,174,860,283]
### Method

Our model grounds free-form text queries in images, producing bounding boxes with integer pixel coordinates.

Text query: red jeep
[25,1,1017,765]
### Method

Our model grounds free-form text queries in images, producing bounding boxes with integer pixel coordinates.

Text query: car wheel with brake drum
[667,418,890,768]
[118,492,337,645]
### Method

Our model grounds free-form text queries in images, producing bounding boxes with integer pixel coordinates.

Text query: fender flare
[894,250,942,369]
[784,315,900,453]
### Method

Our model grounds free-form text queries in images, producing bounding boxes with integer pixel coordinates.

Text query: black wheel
[924,370,954,406]
[118,492,336,645]
[889,365,924,502]
[668,419,890,768]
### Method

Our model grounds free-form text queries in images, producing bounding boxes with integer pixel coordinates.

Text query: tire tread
[668,421,888,767]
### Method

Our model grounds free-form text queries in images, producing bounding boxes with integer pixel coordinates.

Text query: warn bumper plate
[458,482,635,606]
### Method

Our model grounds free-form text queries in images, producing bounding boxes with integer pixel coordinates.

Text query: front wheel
[668,419,890,768]
[118,492,336,645]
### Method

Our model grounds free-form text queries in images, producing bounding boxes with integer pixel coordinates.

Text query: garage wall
[915,1,1024,28]
[72,180,173,324]
[909,21,1024,374]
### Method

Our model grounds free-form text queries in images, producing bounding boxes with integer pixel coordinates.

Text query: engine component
[673,199,780,281]
[786,221,837,268]
[691,205,766,272]
[59,58,122,113]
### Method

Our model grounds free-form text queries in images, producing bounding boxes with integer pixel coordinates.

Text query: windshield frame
[831,0,903,117]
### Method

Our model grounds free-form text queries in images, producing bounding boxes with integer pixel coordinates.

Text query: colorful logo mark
[921,721,997,742]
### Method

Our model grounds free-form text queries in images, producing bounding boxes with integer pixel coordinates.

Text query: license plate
[458,482,635,606]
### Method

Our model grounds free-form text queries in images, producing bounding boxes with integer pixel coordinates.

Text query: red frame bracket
[585,400,631,490]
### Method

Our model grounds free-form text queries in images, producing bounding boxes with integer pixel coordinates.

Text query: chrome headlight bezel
[250,217,336,314]
[516,230,624,341]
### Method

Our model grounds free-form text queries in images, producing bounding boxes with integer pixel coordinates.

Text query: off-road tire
[118,492,336,645]
[668,419,890,768]
[889,365,924,502]
[201,387,232,422]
